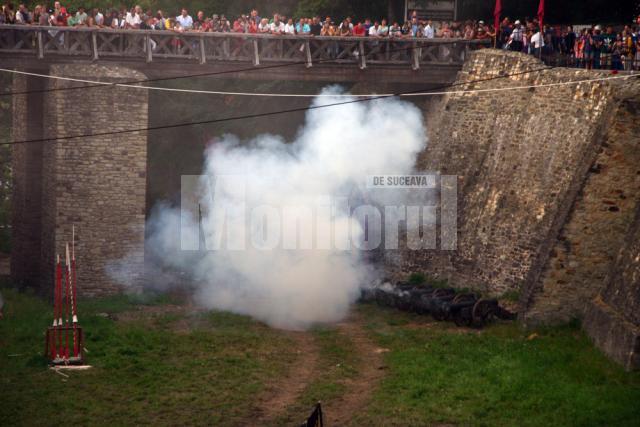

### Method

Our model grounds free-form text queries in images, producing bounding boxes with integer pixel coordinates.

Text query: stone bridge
[0,25,488,84]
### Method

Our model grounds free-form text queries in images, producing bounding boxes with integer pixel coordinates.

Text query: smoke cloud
[112,88,427,330]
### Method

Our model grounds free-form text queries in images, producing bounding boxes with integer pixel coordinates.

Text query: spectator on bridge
[75,7,88,26]
[620,28,634,70]
[409,17,418,36]
[249,9,260,26]
[352,20,365,36]
[634,30,640,70]
[389,21,402,38]
[592,25,604,68]
[219,15,231,32]
[338,19,351,36]
[423,19,435,39]
[564,25,576,55]
[32,4,44,24]
[175,8,192,30]
[438,22,453,38]
[15,3,30,24]
[66,9,79,26]
[310,17,322,36]
[36,6,49,25]
[258,18,269,33]
[92,8,104,27]
[153,10,167,30]
[610,36,624,70]
[509,20,525,51]
[368,21,380,37]
[270,14,284,34]
[284,18,295,35]
[320,21,334,36]
[105,9,118,29]
[378,19,389,37]
[296,17,310,35]
[582,29,595,70]
[193,10,206,31]
[125,6,142,29]
[530,27,544,56]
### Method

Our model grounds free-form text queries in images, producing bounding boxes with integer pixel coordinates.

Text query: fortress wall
[10,74,45,289]
[526,99,640,324]
[12,64,148,297]
[386,50,639,312]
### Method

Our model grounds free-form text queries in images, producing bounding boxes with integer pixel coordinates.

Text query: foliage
[407,272,426,285]
[501,289,521,302]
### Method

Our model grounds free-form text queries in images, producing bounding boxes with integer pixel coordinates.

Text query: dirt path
[324,312,388,426]
[251,330,321,424]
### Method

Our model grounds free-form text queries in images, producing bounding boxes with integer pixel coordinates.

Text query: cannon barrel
[363,282,516,328]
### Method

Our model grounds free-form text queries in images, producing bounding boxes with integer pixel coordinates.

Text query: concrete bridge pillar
[11,64,148,297]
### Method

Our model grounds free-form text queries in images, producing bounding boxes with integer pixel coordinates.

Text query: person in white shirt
[176,8,193,30]
[270,17,284,34]
[284,18,295,35]
[93,9,104,26]
[369,21,380,37]
[530,28,545,56]
[424,20,435,38]
[258,18,270,33]
[378,19,389,37]
[125,6,142,29]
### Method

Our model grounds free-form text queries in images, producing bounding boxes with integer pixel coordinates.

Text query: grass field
[1,283,639,426]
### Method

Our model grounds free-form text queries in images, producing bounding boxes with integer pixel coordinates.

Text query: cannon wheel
[453,307,473,327]
[452,293,477,304]
[472,299,495,327]
[432,307,448,321]
[431,288,454,299]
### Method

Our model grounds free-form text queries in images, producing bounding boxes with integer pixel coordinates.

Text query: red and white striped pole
[52,254,62,359]
[64,243,71,359]
[71,226,79,358]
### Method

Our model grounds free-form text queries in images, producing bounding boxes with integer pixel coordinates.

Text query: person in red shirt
[247,19,257,33]
[233,17,244,33]
[353,21,366,36]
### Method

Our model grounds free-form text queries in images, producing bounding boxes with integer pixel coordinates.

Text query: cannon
[362,282,516,328]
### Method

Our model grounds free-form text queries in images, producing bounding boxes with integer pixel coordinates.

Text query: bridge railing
[0,25,490,69]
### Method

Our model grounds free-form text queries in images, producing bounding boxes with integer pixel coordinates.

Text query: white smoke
[115,88,427,330]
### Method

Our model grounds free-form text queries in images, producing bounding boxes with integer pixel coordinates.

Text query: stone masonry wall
[385,49,640,311]
[583,206,640,370]
[12,64,148,297]
[526,99,640,323]
[10,74,45,288]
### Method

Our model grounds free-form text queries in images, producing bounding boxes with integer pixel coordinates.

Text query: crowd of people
[2,2,640,70]
[497,16,640,70]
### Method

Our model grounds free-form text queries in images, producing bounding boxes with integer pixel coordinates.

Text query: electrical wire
[0,66,635,98]
[2,64,636,147]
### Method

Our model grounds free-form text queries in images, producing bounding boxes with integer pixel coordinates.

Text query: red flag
[494,0,502,36]
[537,0,545,30]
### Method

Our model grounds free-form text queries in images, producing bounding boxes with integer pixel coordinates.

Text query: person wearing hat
[592,25,604,68]
[509,20,524,52]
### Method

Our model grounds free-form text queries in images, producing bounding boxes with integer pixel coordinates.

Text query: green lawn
[354,304,640,427]
[0,287,297,426]
[1,285,639,426]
